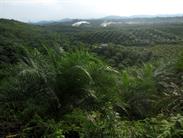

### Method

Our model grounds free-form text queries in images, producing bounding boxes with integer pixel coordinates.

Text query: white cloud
[0,0,74,4]
[0,0,58,4]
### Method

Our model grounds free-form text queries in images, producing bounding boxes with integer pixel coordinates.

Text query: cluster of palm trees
[0,46,183,137]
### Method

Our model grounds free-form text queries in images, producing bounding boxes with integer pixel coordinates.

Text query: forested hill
[1,17,183,137]
[1,17,183,47]
[1,18,183,65]
[0,19,67,65]
[0,19,64,47]
[39,16,183,46]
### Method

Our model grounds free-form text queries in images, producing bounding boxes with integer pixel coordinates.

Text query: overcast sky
[1,0,183,22]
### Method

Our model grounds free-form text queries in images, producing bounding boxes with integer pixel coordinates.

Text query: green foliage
[1,19,183,137]
[20,115,64,137]
[176,51,183,71]
[119,64,159,119]
[0,46,119,121]
[114,114,183,138]
[61,105,122,138]
[67,26,182,46]
[92,44,155,68]
[1,46,183,137]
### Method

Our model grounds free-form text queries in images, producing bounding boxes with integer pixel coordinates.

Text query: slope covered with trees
[0,18,183,137]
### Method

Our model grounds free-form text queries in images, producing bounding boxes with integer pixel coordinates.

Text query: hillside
[43,23,183,46]
[0,17,183,137]
[0,19,69,65]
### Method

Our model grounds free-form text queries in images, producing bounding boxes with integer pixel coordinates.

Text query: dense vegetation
[0,18,183,137]
[45,23,183,46]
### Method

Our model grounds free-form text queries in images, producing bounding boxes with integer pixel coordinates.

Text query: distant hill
[101,15,127,20]
[1,17,183,65]
[34,15,183,27]
[35,18,74,25]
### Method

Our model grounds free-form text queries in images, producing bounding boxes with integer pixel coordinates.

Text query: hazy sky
[1,0,183,22]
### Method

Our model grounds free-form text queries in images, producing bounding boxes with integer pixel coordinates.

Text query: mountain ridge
[32,14,183,25]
